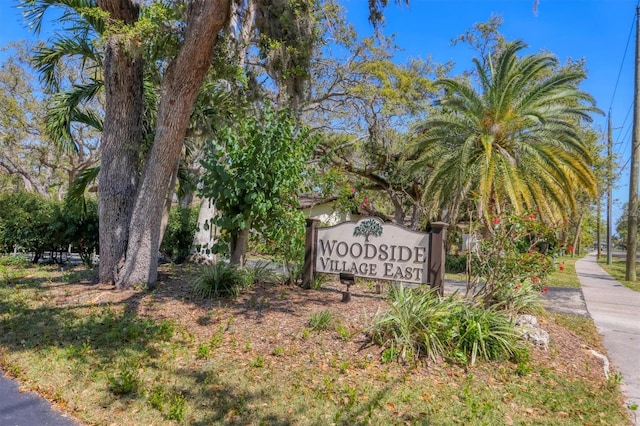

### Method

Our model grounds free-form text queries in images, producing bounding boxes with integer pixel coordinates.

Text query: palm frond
[33,35,101,91]
[20,0,102,35]
[412,40,599,224]
[45,79,103,152]
[66,164,100,212]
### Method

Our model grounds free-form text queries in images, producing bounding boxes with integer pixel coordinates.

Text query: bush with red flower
[465,213,557,313]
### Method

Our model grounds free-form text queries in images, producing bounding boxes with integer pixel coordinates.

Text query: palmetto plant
[454,304,520,366]
[191,262,249,299]
[412,40,600,227]
[369,285,457,363]
[369,285,521,366]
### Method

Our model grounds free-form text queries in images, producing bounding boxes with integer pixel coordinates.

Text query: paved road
[446,278,592,317]
[0,373,79,426]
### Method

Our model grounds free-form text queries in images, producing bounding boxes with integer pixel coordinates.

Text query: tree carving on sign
[353,219,383,242]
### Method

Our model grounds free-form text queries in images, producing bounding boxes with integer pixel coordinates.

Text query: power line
[609,11,637,111]
[619,142,633,174]
[615,102,634,143]
[614,114,634,160]
[619,119,634,173]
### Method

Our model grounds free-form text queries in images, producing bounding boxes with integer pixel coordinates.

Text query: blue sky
[0,0,637,226]
[344,0,637,226]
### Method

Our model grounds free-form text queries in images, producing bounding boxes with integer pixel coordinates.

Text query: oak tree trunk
[97,1,143,285]
[158,163,179,250]
[115,0,231,288]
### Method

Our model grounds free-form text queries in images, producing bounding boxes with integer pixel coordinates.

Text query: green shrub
[369,285,524,366]
[249,209,307,285]
[0,191,55,261]
[446,253,467,273]
[454,305,520,366]
[160,206,198,264]
[192,262,249,299]
[50,198,99,266]
[492,279,543,314]
[466,213,555,311]
[369,286,457,362]
[0,192,99,266]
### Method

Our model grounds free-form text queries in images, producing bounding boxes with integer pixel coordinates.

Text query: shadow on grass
[0,264,367,361]
[0,263,408,423]
[171,366,408,425]
[2,266,97,288]
[0,286,171,368]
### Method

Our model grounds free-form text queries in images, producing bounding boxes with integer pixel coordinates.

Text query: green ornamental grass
[191,262,248,299]
[369,285,521,366]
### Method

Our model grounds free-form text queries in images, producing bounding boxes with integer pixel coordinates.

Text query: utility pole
[626,5,640,281]
[607,111,613,265]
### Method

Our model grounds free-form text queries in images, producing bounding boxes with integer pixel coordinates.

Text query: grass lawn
[545,255,582,288]
[597,252,640,292]
[0,259,633,425]
[447,254,583,289]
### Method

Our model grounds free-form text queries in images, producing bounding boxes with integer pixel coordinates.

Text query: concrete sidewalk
[576,253,640,425]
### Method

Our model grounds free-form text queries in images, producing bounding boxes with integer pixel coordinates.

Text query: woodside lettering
[318,240,426,264]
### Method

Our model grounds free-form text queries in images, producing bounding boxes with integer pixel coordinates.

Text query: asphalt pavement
[0,373,78,426]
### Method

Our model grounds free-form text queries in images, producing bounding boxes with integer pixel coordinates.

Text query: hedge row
[0,191,98,265]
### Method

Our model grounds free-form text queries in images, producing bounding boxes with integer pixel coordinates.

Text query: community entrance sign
[303,218,448,292]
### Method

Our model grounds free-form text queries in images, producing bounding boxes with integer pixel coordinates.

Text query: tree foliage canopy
[199,104,315,261]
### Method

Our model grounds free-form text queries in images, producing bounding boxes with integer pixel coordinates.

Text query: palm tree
[412,41,600,227]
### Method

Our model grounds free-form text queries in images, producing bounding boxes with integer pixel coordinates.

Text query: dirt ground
[46,264,612,386]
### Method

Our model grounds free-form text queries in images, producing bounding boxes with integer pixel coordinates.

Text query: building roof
[297,194,338,209]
